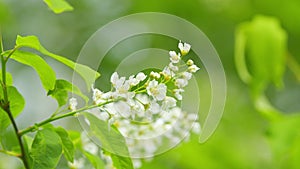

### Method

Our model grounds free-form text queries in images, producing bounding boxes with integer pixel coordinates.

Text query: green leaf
[23,135,33,168]
[84,151,105,169]
[0,86,25,132]
[16,35,100,90]
[111,153,134,169]
[55,127,75,162]
[84,113,134,169]
[30,128,62,169]
[268,114,300,168]
[43,0,73,14]
[10,50,56,91]
[68,130,82,149]
[48,79,89,107]
[0,71,13,86]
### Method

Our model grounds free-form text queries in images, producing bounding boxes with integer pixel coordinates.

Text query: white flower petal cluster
[69,97,78,111]
[169,51,181,63]
[67,158,85,169]
[178,41,191,56]
[146,80,167,101]
[83,41,201,169]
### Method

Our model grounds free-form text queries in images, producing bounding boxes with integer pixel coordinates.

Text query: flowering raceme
[71,41,201,169]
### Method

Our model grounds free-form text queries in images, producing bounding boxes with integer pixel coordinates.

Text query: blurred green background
[1,0,300,168]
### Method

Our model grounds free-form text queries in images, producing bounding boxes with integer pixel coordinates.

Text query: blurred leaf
[0,71,13,86]
[10,50,56,91]
[30,128,62,169]
[111,153,134,169]
[83,113,134,169]
[0,86,25,132]
[43,0,73,14]
[268,114,300,168]
[48,79,89,107]
[55,127,75,163]
[16,35,100,90]
[84,151,105,169]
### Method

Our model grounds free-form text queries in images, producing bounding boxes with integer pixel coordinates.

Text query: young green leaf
[68,130,82,150]
[30,128,62,169]
[0,71,13,86]
[10,50,56,91]
[83,113,134,169]
[48,79,89,107]
[84,151,105,169]
[43,0,73,14]
[0,86,25,132]
[23,135,33,168]
[55,127,75,162]
[111,153,134,169]
[16,35,100,90]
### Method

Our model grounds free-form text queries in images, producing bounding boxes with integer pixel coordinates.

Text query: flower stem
[0,31,30,169]
[19,99,117,136]
[0,149,21,158]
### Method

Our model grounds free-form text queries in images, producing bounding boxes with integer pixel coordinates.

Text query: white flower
[169,51,181,63]
[178,41,191,55]
[133,159,142,169]
[68,158,85,169]
[162,66,174,79]
[114,101,131,118]
[128,75,139,86]
[136,72,147,81]
[187,59,194,66]
[110,72,119,86]
[192,122,201,134]
[173,89,184,100]
[101,91,113,100]
[110,72,132,98]
[148,101,161,114]
[146,80,167,101]
[188,65,200,73]
[128,72,147,86]
[182,72,192,81]
[150,71,160,79]
[69,97,77,111]
[162,96,177,110]
[92,87,103,104]
[169,63,178,72]
[175,78,188,88]
[84,142,99,155]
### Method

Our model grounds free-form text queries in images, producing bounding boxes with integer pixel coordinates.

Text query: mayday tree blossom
[136,72,147,81]
[69,97,77,111]
[169,51,181,63]
[150,71,160,79]
[83,41,201,169]
[68,158,85,169]
[188,64,200,73]
[146,80,167,101]
[178,41,191,55]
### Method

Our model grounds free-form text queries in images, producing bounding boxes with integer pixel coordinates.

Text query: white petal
[110,72,119,85]
[136,72,147,81]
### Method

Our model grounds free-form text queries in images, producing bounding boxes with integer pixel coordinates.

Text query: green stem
[0,32,29,169]
[19,99,118,136]
[0,149,21,158]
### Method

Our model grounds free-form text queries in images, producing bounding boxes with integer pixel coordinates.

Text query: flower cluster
[70,41,201,169]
